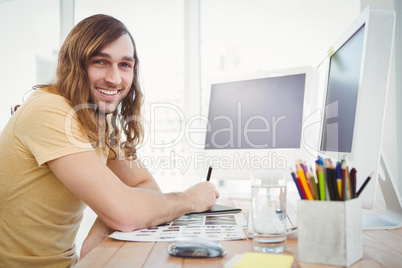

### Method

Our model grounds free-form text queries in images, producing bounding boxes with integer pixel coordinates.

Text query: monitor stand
[362,153,402,229]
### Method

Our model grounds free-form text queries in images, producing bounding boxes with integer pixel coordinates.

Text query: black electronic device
[167,237,226,258]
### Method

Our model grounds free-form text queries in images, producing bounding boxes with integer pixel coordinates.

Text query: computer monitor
[198,66,319,182]
[317,6,402,229]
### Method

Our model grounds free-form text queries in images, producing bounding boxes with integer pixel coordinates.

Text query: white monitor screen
[205,74,306,150]
[320,25,365,153]
[316,6,402,227]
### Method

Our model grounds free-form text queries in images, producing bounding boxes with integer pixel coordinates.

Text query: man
[0,14,219,267]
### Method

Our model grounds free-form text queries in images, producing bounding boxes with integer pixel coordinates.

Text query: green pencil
[308,167,319,200]
[316,163,326,200]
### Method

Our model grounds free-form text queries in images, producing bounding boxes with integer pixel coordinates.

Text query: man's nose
[105,65,122,85]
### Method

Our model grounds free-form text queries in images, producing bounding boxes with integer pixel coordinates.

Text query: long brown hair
[45,14,144,159]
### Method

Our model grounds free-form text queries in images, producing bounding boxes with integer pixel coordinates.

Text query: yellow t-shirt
[0,88,109,267]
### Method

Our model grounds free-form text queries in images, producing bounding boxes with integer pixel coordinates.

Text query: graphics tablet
[187,204,242,215]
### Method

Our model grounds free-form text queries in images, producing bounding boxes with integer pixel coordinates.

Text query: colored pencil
[296,162,314,200]
[341,161,347,201]
[316,161,326,201]
[290,168,304,199]
[350,168,357,198]
[308,167,320,200]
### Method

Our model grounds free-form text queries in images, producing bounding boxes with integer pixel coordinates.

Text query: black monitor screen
[205,73,306,149]
[321,25,365,153]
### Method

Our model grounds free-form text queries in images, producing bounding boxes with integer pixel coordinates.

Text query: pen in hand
[206,166,213,181]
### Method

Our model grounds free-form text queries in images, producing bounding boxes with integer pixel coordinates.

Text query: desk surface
[74,199,402,268]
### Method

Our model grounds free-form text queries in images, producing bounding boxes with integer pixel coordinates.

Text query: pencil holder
[297,199,362,267]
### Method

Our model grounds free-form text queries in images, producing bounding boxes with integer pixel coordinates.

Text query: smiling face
[87,34,135,114]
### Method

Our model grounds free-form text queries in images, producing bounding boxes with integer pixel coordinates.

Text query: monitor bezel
[317,6,396,209]
[196,66,319,181]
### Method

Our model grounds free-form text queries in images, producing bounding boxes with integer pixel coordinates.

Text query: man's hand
[183,182,220,213]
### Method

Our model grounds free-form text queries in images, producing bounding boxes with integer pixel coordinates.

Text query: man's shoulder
[11,87,77,129]
[28,88,71,106]
[21,87,74,113]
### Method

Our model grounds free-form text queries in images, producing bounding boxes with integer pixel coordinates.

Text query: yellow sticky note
[234,252,294,268]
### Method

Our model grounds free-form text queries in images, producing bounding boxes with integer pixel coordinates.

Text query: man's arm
[106,154,161,192]
[81,154,163,258]
[80,217,112,259]
[47,150,218,232]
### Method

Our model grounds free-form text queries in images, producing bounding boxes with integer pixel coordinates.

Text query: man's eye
[92,60,105,65]
[121,63,132,68]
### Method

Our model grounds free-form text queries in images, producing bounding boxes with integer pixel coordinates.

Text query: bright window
[0,0,59,130]
[199,0,360,114]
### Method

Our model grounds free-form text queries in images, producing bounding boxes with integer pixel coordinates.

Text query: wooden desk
[74,199,402,268]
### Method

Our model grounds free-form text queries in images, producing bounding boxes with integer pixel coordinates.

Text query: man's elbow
[104,212,150,232]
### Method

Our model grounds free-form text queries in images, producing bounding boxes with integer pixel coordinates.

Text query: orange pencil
[296,163,314,200]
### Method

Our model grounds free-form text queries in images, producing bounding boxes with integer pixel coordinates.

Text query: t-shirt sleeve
[14,93,94,166]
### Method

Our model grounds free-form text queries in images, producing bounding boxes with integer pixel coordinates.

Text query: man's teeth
[96,88,118,95]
